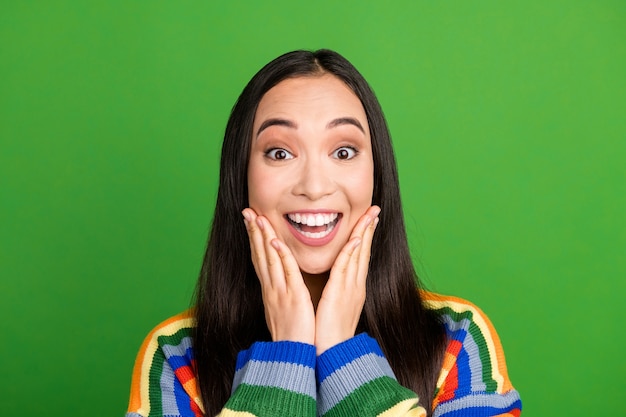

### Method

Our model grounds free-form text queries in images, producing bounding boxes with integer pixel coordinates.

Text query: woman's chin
[290,246,341,277]
[298,262,332,277]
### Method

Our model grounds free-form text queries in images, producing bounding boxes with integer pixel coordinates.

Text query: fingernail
[374,217,379,227]
[256,217,265,230]
[242,210,251,222]
[373,206,381,217]
[270,239,280,251]
[353,237,362,249]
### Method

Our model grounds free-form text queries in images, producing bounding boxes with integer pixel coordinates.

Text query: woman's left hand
[314,205,380,355]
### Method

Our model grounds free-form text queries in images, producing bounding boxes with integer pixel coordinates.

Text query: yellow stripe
[435,350,458,391]
[217,410,258,417]
[376,399,426,417]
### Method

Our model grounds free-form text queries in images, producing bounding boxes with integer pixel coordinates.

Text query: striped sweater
[126,292,522,417]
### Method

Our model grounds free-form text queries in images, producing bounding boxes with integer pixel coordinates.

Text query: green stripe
[435,306,498,392]
[156,325,192,347]
[147,344,165,417]
[467,317,497,392]
[225,384,316,416]
[322,376,417,417]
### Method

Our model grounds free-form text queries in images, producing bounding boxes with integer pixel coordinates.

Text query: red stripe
[438,340,462,403]
[190,397,203,417]
[174,364,195,385]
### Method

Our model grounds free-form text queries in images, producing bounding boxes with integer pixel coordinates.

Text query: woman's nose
[291,157,335,200]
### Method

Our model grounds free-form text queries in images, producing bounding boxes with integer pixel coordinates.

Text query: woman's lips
[285,212,342,246]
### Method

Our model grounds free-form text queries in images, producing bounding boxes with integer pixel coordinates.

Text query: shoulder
[143,309,196,339]
[147,309,195,344]
[421,291,517,398]
[421,290,502,340]
[133,309,196,365]
[127,310,201,415]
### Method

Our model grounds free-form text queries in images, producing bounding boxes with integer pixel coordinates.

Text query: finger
[364,205,381,216]
[352,206,379,247]
[346,235,363,286]
[243,209,270,287]
[242,209,261,269]
[352,210,374,240]
[346,205,379,247]
[328,206,376,282]
[270,238,305,290]
[356,211,379,286]
[256,216,286,292]
[343,206,379,286]
[329,235,362,289]
[346,207,376,260]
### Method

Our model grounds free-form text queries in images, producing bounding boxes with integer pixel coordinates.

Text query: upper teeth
[288,213,338,226]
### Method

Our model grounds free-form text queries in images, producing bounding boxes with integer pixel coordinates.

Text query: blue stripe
[173,375,194,416]
[167,348,194,373]
[235,341,316,371]
[454,344,472,396]
[316,333,384,382]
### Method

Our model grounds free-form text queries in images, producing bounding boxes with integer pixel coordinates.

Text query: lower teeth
[289,218,337,239]
[300,223,335,239]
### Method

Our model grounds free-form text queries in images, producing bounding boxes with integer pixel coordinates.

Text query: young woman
[126,49,522,417]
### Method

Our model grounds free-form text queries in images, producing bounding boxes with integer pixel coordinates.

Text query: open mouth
[285,212,341,239]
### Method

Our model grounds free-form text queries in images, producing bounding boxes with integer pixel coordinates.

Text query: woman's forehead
[253,74,368,132]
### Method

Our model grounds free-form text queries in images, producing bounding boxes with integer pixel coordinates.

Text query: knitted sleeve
[313,295,522,417]
[126,296,521,417]
[428,295,522,417]
[222,340,316,416]
[126,311,203,417]
[125,311,316,417]
[316,333,427,417]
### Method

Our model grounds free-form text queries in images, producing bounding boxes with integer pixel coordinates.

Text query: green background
[1,1,624,415]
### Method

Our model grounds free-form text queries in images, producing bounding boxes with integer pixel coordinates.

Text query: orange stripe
[494,411,521,417]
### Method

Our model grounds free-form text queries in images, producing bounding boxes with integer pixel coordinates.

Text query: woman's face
[248,74,374,275]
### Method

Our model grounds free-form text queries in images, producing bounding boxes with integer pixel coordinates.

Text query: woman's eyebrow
[327,117,365,133]
[256,118,297,137]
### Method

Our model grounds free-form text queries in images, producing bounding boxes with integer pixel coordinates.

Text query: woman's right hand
[242,208,316,345]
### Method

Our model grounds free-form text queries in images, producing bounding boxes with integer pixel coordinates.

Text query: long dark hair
[193,49,446,416]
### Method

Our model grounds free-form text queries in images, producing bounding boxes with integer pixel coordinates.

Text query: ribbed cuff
[316,333,389,383]
[315,334,412,416]
[236,340,316,371]
[232,341,316,398]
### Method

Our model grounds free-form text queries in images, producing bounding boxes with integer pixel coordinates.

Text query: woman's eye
[265,148,293,160]
[332,146,358,160]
